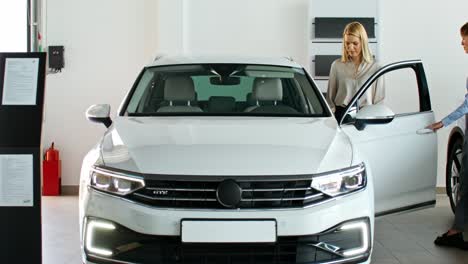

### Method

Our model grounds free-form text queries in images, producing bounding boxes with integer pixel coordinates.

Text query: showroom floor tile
[42,195,468,264]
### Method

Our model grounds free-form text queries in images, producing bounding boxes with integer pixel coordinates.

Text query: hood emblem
[216,179,242,208]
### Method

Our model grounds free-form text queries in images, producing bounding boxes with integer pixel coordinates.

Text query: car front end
[79,56,374,264]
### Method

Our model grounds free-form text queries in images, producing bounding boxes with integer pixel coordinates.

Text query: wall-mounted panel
[314,55,341,77]
[314,17,375,39]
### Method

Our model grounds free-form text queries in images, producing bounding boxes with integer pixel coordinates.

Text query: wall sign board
[314,55,341,77]
[0,52,46,263]
[314,17,375,38]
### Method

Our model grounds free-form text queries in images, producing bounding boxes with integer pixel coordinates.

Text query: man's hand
[426,121,444,132]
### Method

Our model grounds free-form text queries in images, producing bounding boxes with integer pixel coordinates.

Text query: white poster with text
[0,155,33,207]
[2,58,38,105]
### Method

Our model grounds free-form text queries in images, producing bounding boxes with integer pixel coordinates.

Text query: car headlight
[311,163,366,197]
[89,166,145,196]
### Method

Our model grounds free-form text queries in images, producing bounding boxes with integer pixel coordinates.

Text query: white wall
[156,0,184,54]
[184,0,309,66]
[378,0,468,186]
[43,0,158,186]
[155,0,309,66]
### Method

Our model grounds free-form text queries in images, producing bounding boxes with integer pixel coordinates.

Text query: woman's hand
[426,121,444,132]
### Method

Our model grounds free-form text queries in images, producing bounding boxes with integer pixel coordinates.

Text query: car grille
[129,177,329,209]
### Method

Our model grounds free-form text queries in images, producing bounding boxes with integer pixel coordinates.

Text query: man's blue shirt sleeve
[442,94,468,127]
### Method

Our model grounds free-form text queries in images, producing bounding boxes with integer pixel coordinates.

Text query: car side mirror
[342,106,357,123]
[86,104,112,128]
[354,104,395,131]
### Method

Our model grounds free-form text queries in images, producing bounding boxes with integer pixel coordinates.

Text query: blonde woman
[326,22,385,121]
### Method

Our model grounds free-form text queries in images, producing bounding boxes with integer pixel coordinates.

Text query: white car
[79,55,437,264]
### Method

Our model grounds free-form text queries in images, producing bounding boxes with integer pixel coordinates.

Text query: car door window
[340,61,431,124]
[374,67,420,115]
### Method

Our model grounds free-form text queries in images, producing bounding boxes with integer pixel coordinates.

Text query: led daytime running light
[85,220,116,257]
[340,221,370,257]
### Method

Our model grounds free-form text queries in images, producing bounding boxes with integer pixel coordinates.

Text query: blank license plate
[181,220,276,243]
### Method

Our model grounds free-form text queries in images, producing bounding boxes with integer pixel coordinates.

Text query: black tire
[446,137,464,213]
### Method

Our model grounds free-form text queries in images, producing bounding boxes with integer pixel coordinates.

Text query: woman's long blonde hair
[341,22,373,63]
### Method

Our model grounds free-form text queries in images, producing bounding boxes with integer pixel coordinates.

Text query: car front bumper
[81,188,373,264]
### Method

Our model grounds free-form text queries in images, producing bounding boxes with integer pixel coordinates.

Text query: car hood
[100,116,353,175]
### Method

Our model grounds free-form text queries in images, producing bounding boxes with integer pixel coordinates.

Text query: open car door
[340,60,437,217]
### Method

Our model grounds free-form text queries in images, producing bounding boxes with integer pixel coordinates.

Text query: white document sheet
[2,58,38,105]
[0,155,33,207]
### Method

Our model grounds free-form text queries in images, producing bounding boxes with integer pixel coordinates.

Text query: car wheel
[446,137,463,213]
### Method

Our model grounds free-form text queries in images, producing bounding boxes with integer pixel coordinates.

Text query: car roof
[147,54,303,68]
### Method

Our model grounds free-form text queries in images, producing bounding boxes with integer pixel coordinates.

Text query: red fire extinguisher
[45,142,59,161]
[43,142,61,196]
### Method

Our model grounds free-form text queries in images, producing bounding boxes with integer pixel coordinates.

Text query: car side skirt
[375,200,436,218]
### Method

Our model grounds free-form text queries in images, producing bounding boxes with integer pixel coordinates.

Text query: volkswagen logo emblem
[216,179,242,208]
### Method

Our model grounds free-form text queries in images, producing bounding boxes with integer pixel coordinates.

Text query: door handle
[416,128,434,135]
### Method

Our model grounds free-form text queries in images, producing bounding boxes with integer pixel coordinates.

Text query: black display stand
[0,53,46,263]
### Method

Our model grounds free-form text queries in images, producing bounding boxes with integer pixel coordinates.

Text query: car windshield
[124,64,327,117]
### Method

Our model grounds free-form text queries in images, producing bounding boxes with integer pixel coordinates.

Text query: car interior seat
[244,78,298,114]
[157,76,203,112]
[144,79,164,112]
[245,92,256,108]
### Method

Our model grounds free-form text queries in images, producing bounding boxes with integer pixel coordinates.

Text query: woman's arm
[372,75,385,104]
[441,95,468,127]
[326,61,338,112]
[427,95,468,131]
[370,62,385,104]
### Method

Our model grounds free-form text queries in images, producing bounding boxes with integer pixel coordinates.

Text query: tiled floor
[42,195,468,264]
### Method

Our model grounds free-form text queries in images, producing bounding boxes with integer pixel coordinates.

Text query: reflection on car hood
[100,116,352,175]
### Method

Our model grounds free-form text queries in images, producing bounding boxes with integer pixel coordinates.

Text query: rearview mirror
[86,104,112,128]
[210,76,240,85]
[355,104,395,131]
